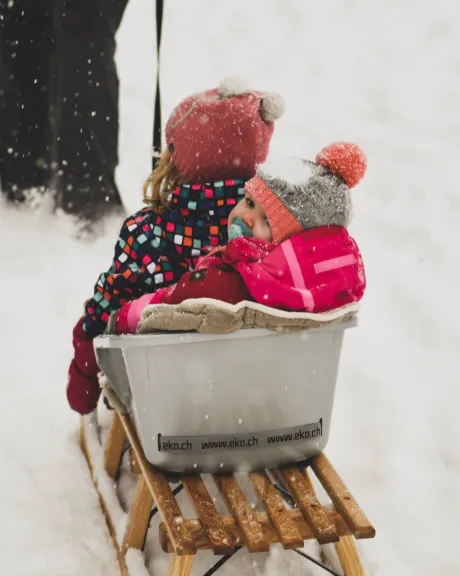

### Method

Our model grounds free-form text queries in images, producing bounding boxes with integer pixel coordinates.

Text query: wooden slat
[310,453,375,539]
[118,413,196,555]
[104,412,127,480]
[122,475,154,553]
[335,536,365,575]
[213,475,269,552]
[160,506,352,553]
[181,475,235,555]
[280,466,338,544]
[130,448,142,474]
[249,471,303,549]
[167,554,194,576]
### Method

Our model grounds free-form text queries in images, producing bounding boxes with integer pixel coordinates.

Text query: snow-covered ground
[1,0,460,574]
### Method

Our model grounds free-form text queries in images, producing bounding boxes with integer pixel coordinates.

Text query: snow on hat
[246,142,367,243]
[165,76,285,184]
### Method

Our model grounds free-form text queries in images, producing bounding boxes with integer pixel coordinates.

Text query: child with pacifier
[66,77,285,414]
[113,142,368,335]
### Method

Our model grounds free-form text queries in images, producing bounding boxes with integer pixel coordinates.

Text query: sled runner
[80,300,375,574]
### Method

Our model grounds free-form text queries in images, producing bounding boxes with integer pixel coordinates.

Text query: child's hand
[66,317,101,414]
[67,360,100,414]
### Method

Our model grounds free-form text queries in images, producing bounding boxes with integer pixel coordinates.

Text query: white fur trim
[217,76,250,97]
[260,92,285,122]
[144,299,360,322]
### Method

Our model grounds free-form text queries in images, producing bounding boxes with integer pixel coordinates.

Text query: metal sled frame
[80,411,375,576]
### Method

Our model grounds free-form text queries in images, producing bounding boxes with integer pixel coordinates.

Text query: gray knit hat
[246,142,367,243]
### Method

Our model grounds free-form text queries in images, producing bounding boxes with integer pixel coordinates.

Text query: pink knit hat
[246,142,367,243]
[165,77,285,183]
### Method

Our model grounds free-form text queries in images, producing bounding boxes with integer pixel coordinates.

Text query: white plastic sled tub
[94,319,356,473]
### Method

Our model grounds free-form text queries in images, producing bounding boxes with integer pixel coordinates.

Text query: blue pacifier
[229,216,253,240]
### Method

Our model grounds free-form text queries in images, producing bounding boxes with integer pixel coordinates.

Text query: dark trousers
[0,0,128,219]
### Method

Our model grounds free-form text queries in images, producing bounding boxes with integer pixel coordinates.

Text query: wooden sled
[81,410,375,575]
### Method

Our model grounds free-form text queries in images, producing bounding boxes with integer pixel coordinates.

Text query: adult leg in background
[53,0,128,220]
[0,1,55,202]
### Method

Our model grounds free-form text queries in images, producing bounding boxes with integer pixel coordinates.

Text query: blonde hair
[143,149,186,213]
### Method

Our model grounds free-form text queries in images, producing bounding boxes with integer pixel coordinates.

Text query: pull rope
[153,0,164,165]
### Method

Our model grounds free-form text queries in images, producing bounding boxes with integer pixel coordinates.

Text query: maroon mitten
[66,317,101,414]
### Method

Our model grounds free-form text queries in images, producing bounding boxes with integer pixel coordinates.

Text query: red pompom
[315,142,367,188]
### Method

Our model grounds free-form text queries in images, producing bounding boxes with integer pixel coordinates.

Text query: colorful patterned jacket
[67,180,245,415]
[83,180,245,337]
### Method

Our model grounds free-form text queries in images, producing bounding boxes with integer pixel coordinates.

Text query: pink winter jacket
[114,225,365,334]
[230,225,366,312]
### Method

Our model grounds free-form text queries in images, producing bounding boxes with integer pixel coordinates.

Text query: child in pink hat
[67,77,285,415]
